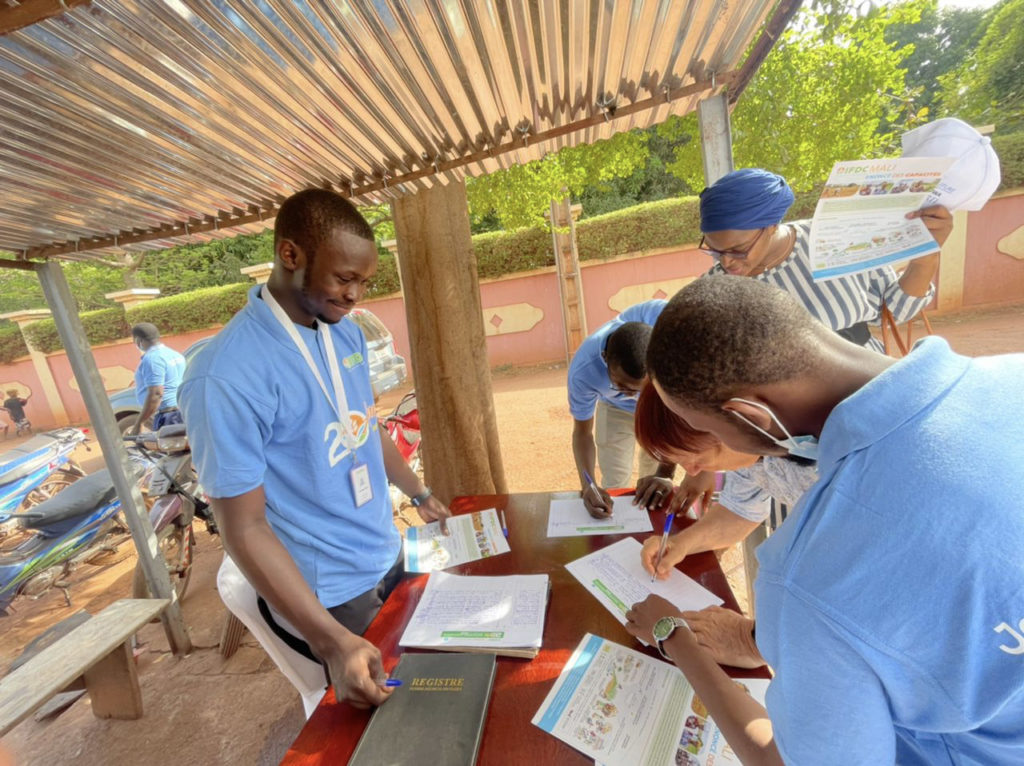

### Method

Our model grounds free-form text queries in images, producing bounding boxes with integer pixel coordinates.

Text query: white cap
[901,117,1001,211]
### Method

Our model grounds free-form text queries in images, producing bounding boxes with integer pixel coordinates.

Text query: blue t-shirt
[179,286,400,608]
[135,343,186,409]
[755,338,1024,765]
[567,300,666,420]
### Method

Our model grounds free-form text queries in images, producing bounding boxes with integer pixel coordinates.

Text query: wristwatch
[652,616,690,660]
[410,487,433,507]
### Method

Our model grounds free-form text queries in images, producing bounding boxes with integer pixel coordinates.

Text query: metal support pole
[35,261,192,656]
[698,92,734,187]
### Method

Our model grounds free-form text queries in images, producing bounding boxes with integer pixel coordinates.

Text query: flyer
[403,509,510,572]
[547,496,654,538]
[809,156,954,281]
[532,633,770,766]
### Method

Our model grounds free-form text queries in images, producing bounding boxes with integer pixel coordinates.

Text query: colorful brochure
[533,633,770,766]
[809,156,954,281]
[404,509,510,572]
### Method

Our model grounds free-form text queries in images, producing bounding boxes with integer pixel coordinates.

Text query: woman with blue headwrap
[697,168,951,350]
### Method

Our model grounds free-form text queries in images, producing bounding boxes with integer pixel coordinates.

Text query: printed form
[547,496,654,537]
[404,509,510,573]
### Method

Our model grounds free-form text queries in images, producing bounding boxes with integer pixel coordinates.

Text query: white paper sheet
[565,538,722,635]
[399,571,548,652]
[809,156,954,281]
[547,496,654,537]
[403,509,510,573]
[533,634,770,766]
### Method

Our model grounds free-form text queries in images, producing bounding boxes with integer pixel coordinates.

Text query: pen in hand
[582,469,613,516]
[651,511,676,582]
[376,675,402,688]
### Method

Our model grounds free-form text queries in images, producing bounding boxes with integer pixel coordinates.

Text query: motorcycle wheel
[132,523,194,600]
[20,469,83,509]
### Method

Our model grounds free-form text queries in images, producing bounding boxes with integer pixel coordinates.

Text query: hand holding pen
[650,511,676,582]
[581,469,614,519]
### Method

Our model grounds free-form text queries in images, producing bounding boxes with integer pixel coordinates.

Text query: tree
[885,0,987,121]
[659,0,929,191]
[465,129,651,230]
[939,0,1024,134]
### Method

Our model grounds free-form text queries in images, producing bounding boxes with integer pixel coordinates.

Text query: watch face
[652,616,675,642]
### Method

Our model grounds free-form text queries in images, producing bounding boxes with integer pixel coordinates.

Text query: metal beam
[729,0,804,104]
[0,0,91,36]
[698,93,735,187]
[34,261,192,657]
[23,71,739,260]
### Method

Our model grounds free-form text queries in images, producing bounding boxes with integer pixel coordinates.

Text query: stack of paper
[399,571,549,658]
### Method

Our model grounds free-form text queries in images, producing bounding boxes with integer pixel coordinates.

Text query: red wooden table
[280,492,767,765]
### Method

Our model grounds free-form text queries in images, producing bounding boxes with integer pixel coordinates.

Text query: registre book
[349,652,497,766]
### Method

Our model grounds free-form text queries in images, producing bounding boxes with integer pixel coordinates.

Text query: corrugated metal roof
[0,0,789,258]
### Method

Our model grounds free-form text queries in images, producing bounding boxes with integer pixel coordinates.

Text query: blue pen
[377,676,402,687]
[581,469,612,516]
[651,512,676,582]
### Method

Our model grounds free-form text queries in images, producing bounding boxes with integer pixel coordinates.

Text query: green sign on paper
[592,579,629,614]
[441,631,505,639]
[577,525,625,533]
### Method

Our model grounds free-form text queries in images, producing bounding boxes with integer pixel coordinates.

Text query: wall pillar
[936,209,969,312]
[0,308,70,426]
[391,178,507,500]
[698,92,734,186]
[104,288,160,310]
[548,199,587,362]
[240,263,274,285]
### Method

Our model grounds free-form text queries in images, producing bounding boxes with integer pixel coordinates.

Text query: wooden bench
[0,598,169,735]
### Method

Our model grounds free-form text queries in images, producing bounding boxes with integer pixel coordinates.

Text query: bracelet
[410,487,433,507]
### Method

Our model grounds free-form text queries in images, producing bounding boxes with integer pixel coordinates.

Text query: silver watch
[652,616,690,660]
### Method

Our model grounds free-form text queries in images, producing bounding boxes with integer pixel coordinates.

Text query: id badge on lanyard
[261,285,373,506]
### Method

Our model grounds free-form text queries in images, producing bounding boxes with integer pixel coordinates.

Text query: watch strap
[656,616,689,660]
[410,487,432,507]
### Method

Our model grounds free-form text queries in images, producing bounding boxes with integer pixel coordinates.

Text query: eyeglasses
[698,228,766,261]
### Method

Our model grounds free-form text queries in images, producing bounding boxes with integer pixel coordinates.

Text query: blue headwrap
[699,168,795,232]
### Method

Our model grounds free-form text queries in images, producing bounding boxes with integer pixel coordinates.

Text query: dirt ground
[1,300,1022,765]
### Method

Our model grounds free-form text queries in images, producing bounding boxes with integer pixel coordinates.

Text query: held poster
[809,157,954,282]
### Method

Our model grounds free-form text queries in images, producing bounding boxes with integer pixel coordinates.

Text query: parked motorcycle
[383,391,424,527]
[124,424,214,599]
[0,427,89,537]
[0,467,132,613]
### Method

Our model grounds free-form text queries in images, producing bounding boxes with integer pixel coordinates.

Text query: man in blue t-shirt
[129,323,187,434]
[626,275,1024,765]
[180,189,450,711]
[568,300,675,517]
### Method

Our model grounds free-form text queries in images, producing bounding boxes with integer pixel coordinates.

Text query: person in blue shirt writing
[626,275,1024,766]
[180,189,451,712]
[567,300,676,517]
[129,322,187,434]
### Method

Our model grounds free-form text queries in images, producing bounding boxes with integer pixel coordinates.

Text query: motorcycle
[124,424,214,600]
[383,391,424,527]
[0,466,133,614]
[0,427,89,537]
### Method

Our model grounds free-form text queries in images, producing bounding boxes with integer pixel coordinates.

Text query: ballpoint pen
[376,675,403,687]
[500,510,509,537]
[651,511,676,582]
[581,469,612,516]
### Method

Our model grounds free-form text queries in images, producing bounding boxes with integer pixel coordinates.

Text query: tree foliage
[939,0,1024,134]
[465,130,651,230]
[659,0,928,191]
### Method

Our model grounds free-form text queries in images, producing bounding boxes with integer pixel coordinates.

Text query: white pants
[595,401,659,488]
[217,555,327,718]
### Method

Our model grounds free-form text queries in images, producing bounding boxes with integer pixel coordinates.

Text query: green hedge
[993,132,1024,190]
[0,323,29,364]
[23,307,129,354]
[126,283,250,335]
[367,252,401,299]
[475,226,554,279]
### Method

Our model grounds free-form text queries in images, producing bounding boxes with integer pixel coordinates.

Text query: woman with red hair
[633,384,818,668]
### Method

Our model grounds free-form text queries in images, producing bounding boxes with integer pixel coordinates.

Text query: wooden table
[281,492,767,765]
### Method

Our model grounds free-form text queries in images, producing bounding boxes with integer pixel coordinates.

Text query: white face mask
[726,398,819,461]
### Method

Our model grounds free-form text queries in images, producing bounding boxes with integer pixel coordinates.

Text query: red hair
[634,384,719,461]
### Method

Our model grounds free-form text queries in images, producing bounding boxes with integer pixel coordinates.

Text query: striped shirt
[708,220,934,351]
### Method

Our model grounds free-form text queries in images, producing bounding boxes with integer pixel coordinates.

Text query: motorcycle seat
[0,434,62,485]
[17,469,117,529]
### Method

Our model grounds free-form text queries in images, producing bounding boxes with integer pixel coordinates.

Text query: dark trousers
[326,553,406,636]
[154,408,183,430]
